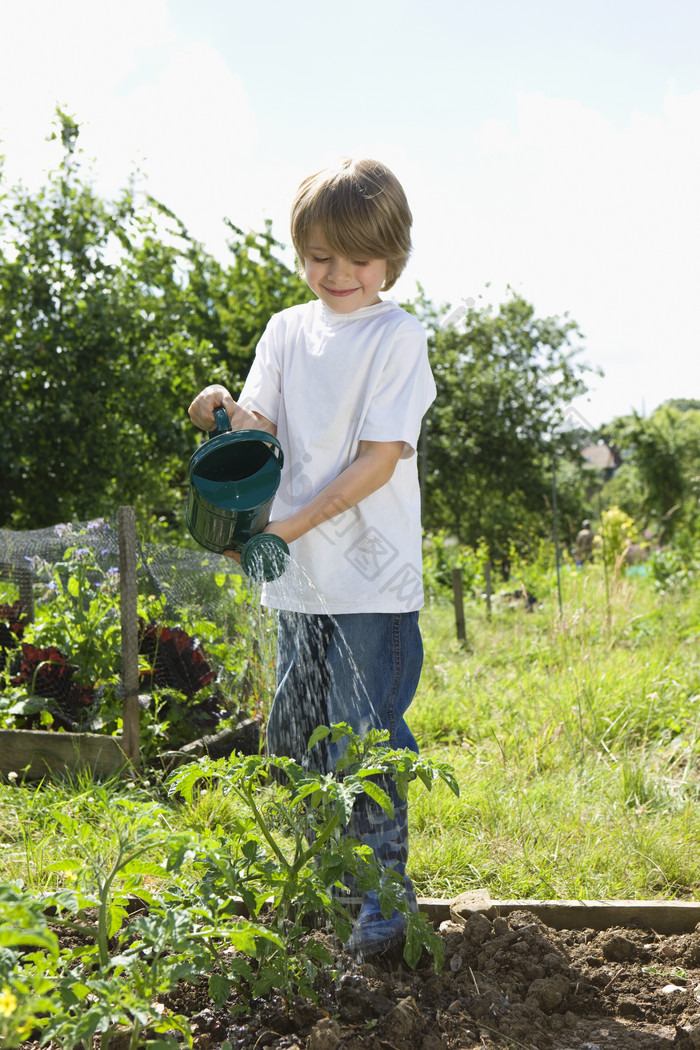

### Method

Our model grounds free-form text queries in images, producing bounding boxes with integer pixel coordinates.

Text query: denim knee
[326,611,423,760]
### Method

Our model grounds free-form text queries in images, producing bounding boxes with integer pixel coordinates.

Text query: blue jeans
[267,611,423,773]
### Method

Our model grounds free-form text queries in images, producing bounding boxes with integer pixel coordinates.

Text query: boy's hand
[188,384,237,431]
[188,384,276,434]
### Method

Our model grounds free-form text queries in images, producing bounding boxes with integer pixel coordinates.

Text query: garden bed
[17,900,700,1050]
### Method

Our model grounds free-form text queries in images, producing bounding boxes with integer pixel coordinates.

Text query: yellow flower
[0,988,17,1016]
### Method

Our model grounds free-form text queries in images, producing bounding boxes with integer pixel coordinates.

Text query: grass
[409,563,700,900]
[0,561,698,907]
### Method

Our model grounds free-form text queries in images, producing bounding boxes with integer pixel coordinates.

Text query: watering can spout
[240,533,290,582]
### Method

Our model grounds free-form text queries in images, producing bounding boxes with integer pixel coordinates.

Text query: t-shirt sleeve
[238,316,282,424]
[359,321,436,456]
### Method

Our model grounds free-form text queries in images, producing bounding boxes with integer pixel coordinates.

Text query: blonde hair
[290,158,412,291]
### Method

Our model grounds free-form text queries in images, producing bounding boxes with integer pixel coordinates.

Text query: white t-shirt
[239,297,436,614]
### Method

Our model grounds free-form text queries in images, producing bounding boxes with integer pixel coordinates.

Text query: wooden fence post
[451,567,466,644]
[118,506,141,769]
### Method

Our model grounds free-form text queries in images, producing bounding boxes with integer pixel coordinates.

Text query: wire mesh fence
[0,512,274,777]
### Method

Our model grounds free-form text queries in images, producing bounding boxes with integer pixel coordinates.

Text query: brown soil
[19,908,700,1050]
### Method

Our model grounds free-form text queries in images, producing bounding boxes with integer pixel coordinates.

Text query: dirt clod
[526,972,570,1012]
[601,932,640,962]
[306,1018,341,1050]
[378,995,424,1045]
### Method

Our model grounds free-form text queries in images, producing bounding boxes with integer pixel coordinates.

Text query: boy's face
[301,228,388,314]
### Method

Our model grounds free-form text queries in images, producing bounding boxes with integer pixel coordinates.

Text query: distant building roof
[581,444,618,469]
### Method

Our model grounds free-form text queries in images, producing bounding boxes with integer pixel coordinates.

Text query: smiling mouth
[324,287,359,297]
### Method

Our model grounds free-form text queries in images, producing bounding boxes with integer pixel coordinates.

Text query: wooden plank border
[449,890,700,934]
[0,728,127,781]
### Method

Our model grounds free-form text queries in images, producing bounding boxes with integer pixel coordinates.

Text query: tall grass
[410,564,700,901]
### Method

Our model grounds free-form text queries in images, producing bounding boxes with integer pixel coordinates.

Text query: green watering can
[186,407,289,582]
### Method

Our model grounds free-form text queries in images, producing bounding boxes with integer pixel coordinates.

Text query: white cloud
[0,0,174,181]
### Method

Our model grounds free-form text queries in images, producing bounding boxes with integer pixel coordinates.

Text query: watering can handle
[209,406,233,437]
[240,429,283,469]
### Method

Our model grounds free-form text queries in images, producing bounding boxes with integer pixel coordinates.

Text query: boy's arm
[264,439,405,546]
[188,384,276,435]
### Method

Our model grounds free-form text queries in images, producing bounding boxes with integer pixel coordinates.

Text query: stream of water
[246,551,382,772]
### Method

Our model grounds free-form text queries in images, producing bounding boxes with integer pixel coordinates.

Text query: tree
[420,291,592,567]
[0,112,309,530]
[607,405,700,539]
[662,398,700,413]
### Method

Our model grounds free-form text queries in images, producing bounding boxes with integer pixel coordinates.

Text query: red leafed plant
[138,622,216,698]
[137,621,225,744]
[1,584,224,739]
[11,642,95,729]
[0,601,28,640]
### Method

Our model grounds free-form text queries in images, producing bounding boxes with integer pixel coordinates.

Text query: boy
[188,157,435,956]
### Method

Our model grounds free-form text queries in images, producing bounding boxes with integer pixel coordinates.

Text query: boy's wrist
[263,519,299,547]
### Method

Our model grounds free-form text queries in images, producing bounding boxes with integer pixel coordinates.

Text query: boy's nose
[329,257,352,281]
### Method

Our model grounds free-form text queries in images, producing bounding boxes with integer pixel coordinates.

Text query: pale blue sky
[2,0,699,427]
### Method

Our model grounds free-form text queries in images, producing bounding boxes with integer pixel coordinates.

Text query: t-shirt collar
[316,298,394,326]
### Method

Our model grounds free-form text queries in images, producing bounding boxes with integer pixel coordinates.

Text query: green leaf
[302,940,332,965]
[0,926,58,953]
[166,763,207,804]
[358,779,394,816]
[307,724,331,749]
[229,921,283,954]
[43,858,84,873]
[404,910,445,972]
[209,972,231,1007]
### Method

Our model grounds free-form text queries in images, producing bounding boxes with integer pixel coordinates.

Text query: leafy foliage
[184,218,312,385]
[0,729,457,1047]
[598,505,637,572]
[0,534,249,751]
[422,530,491,601]
[168,724,457,976]
[420,291,593,567]
[607,405,700,540]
